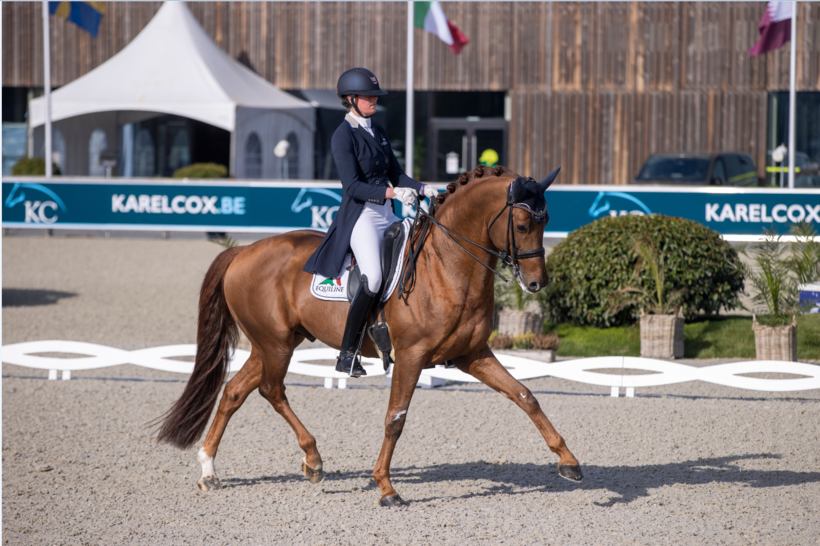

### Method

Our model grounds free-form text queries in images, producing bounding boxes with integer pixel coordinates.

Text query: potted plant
[740,224,819,361]
[494,274,543,336]
[609,234,687,359]
[533,333,561,362]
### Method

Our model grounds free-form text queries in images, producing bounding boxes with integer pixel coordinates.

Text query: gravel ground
[3,236,820,545]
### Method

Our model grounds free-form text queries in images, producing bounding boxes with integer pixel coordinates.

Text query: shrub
[533,333,561,350]
[173,163,228,179]
[541,215,744,327]
[12,157,61,176]
[513,333,535,349]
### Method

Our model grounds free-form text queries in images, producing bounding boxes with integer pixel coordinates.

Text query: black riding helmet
[337,67,387,118]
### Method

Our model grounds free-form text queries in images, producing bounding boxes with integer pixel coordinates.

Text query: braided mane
[430,165,514,217]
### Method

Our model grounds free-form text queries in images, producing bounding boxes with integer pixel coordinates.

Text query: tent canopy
[29,2,313,132]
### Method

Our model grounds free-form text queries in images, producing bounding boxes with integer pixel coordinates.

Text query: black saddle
[346,221,405,303]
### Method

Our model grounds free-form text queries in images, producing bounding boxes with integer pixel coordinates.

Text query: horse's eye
[516,225,527,234]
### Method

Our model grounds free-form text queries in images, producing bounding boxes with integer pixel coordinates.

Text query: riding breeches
[350,200,400,293]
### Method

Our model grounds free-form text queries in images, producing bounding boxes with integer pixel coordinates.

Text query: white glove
[421,184,438,201]
[392,187,417,207]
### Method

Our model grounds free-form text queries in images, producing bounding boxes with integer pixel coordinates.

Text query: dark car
[631,153,758,186]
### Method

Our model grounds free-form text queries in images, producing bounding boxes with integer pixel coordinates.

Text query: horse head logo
[588,191,651,218]
[290,188,342,213]
[4,183,67,212]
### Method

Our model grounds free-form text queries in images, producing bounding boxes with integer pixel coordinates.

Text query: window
[637,156,711,181]
[711,159,727,184]
[286,132,299,179]
[134,129,155,177]
[168,130,191,174]
[88,129,108,177]
[245,133,262,178]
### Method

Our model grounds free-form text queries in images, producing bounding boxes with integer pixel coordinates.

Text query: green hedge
[541,215,744,327]
[11,157,61,176]
[172,163,228,179]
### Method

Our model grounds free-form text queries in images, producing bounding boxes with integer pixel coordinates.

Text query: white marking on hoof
[392,410,407,422]
[197,447,219,488]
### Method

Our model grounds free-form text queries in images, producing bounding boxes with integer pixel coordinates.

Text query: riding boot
[336,277,378,377]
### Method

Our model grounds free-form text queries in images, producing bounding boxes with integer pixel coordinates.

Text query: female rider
[303,67,437,377]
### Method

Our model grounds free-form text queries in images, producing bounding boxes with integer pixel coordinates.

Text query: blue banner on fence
[2,178,819,240]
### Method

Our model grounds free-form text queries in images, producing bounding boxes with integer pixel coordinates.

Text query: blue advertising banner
[2,178,819,241]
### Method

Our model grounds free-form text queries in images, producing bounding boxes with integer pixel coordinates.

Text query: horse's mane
[430,165,515,218]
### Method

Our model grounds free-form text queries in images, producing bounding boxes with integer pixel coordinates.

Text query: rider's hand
[420,184,438,201]
[385,188,397,200]
[392,187,417,207]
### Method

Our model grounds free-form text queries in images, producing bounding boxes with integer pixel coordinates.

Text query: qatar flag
[748,2,794,56]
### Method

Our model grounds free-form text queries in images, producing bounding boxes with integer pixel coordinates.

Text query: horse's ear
[510,177,527,202]
[538,167,561,191]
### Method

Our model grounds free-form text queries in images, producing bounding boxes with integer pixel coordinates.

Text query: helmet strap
[349,95,371,119]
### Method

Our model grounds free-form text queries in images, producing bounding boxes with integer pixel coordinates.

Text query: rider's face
[353,95,378,117]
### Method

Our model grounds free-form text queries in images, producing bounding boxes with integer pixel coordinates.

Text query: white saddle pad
[310,218,412,303]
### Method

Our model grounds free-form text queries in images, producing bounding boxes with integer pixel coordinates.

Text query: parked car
[631,153,758,186]
[794,167,820,188]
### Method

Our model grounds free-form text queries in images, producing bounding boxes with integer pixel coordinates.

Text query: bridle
[398,180,547,301]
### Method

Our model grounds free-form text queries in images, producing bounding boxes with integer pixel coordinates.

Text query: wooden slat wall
[511,90,768,184]
[3,2,817,184]
[7,2,819,92]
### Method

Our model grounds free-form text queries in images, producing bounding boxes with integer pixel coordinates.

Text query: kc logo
[4,183,66,224]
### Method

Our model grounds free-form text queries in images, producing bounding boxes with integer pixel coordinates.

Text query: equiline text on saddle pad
[310,218,412,303]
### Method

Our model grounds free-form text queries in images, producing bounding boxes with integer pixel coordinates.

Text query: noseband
[397,181,547,301]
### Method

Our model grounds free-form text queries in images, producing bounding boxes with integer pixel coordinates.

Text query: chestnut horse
[156,165,582,506]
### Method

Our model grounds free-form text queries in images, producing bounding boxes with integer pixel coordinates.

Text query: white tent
[30,2,315,178]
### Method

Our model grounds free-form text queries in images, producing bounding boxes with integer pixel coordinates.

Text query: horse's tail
[155,245,245,450]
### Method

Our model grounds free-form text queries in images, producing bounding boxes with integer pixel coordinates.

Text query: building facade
[4,1,820,183]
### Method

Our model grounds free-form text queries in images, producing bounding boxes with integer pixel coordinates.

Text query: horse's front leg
[455,345,583,482]
[373,357,424,507]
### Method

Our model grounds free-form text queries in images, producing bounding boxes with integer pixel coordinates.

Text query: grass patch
[544,314,820,360]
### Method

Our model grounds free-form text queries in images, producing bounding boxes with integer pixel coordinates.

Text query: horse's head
[488,167,560,294]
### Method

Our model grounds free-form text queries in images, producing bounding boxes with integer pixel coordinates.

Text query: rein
[397,182,546,301]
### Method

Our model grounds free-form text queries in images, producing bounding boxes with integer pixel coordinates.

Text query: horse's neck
[424,185,504,295]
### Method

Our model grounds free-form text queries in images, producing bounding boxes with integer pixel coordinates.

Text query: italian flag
[414,1,469,55]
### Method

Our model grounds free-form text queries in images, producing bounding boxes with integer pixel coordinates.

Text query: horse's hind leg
[455,345,583,482]
[197,351,262,491]
[258,347,324,484]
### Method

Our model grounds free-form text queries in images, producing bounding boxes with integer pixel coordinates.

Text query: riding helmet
[336,68,388,98]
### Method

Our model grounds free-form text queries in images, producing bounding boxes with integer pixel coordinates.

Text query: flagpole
[405,1,414,177]
[42,1,52,178]
[787,1,797,189]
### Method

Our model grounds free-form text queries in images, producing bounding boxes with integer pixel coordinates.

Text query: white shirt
[348,113,374,138]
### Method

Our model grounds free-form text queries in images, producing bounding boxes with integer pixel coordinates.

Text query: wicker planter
[640,313,684,359]
[752,315,797,361]
[497,310,543,336]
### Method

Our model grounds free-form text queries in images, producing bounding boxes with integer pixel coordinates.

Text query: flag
[414,1,469,55]
[748,1,793,56]
[49,2,105,38]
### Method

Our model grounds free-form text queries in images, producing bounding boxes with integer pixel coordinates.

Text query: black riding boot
[336,277,378,377]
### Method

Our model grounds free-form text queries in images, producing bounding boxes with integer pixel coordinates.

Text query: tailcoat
[303,114,422,278]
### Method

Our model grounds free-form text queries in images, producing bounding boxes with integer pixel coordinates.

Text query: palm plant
[740,224,820,326]
[609,234,687,316]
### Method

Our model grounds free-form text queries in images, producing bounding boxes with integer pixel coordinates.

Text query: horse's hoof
[302,458,323,484]
[558,464,584,483]
[379,494,408,507]
[198,476,221,491]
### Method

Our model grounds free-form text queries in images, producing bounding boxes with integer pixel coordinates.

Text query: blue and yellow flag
[49,2,105,37]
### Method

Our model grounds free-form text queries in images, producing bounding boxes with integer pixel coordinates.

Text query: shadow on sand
[220,453,820,507]
[2,288,77,307]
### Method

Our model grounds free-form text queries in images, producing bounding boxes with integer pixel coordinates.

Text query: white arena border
[2,341,819,396]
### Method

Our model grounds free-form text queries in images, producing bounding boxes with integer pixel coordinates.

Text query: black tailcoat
[303,114,422,278]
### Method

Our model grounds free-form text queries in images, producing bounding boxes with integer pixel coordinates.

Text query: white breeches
[350,200,400,293]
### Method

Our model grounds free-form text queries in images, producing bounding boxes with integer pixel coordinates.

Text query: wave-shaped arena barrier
[2,341,819,396]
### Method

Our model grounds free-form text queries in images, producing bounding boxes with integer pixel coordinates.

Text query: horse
[156,165,583,506]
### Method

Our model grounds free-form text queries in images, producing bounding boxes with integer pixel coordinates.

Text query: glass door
[428,118,508,181]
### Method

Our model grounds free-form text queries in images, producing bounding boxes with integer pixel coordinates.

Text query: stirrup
[336,351,367,377]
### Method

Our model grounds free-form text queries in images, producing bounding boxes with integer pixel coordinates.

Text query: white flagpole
[788,1,797,189]
[42,1,52,178]
[405,1,414,177]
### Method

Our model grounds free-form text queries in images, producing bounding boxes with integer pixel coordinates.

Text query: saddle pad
[310,218,412,303]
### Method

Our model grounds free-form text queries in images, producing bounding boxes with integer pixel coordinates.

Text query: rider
[303,67,437,377]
